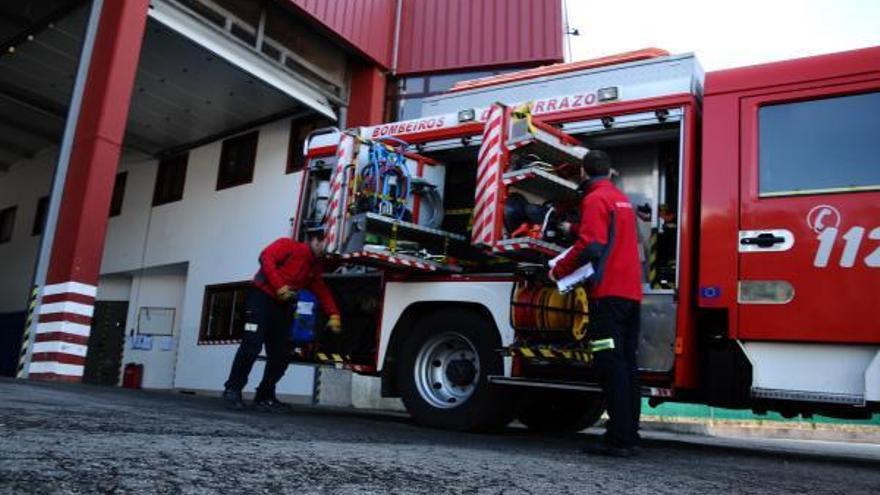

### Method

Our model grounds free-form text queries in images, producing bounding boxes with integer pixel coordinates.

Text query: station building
[0,0,563,399]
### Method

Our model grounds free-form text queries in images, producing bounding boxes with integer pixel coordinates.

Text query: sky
[564,0,880,71]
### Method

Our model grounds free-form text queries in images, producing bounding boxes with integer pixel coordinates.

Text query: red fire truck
[288,47,879,432]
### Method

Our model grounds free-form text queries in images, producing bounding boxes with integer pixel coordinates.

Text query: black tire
[396,309,513,431]
[516,390,605,433]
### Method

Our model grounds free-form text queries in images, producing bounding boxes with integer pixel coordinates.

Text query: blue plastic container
[290,290,319,345]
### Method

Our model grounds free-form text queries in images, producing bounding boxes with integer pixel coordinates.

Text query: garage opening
[0,0,347,382]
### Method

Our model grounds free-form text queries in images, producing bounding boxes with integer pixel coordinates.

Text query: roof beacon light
[458,109,476,122]
[597,86,619,102]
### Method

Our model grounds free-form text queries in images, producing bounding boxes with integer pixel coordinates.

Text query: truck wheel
[397,309,512,431]
[516,390,605,433]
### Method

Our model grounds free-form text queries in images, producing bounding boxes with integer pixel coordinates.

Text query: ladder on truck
[473,102,587,261]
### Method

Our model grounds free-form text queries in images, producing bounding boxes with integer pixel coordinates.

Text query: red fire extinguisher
[122,363,143,389]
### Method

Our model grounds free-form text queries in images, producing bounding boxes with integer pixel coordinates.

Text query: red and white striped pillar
[27,0,150,382]
[29,282,97,381]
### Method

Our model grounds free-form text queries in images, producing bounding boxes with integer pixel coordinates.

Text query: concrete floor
[1,379,878,494]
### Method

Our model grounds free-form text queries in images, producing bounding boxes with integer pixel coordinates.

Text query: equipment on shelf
[511,154,553,172]
[503,193,568,245]
[357,137,412,220]
[510,154,581,184]
[411,177,444,230]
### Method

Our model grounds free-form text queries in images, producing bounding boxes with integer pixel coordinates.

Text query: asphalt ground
[1,379,879,495]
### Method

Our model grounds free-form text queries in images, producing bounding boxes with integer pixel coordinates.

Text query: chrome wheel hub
[413,332,479,409]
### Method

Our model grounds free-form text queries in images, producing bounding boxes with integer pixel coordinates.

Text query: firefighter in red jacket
[223,228,341,411]
[551,150,643,457]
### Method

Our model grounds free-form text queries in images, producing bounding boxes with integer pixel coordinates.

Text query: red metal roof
[288,0,397,68]
[449,48,670,92]
[394,0,564,75]
[705,45,880,96]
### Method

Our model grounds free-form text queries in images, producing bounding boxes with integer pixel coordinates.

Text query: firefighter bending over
[551,150,643,457]
[223,227,341,411]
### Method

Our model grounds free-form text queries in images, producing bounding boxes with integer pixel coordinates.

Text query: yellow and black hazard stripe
[15,286,39,378]
[509,346,593,364]
[509,339,615,365]
[649,229,659,289]
[316,352,345,364]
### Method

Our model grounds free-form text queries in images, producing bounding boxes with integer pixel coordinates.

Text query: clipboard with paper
[548,247,594,294]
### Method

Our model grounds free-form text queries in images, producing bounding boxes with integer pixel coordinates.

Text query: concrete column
[29,0,151,382]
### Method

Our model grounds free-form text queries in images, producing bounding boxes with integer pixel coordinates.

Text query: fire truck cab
[290,47,879,431]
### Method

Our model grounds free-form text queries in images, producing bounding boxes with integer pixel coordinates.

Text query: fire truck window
[759,91,880,196]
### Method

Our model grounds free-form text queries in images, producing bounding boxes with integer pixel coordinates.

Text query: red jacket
[551,179,642,302]
[253,238,340,315]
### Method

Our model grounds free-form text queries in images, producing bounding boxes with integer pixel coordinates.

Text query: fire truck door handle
[738,229,794,252]
[740,233,786,248]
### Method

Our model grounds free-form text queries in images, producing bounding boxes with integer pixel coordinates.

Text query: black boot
[580,441,639,458]
[253,395,292,413]
[223,388,245,410]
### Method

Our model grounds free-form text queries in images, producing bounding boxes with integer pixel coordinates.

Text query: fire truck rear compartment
[311,273,382,366]
[510,120,682,379]
[303,115,684,377]
[581,121,681,375]
[301,136,499,272]
[425,146,480,237]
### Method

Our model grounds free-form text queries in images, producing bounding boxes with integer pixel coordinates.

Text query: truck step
[487,375,602,392]
[489,376,677,399]
[502,344,594,364]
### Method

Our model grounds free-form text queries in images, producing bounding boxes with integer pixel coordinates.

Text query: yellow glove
[276,285,295,301]
[327,314,342,334]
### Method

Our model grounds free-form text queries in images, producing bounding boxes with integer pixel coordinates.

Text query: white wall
[121,264,187,390]
[96,274,134,301]
[116,119,315,395]
[0,118,314,396]
[0,149,56,312]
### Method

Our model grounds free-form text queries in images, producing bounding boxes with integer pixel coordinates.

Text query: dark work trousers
[224,288,292,400]
[590,296,642,448]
